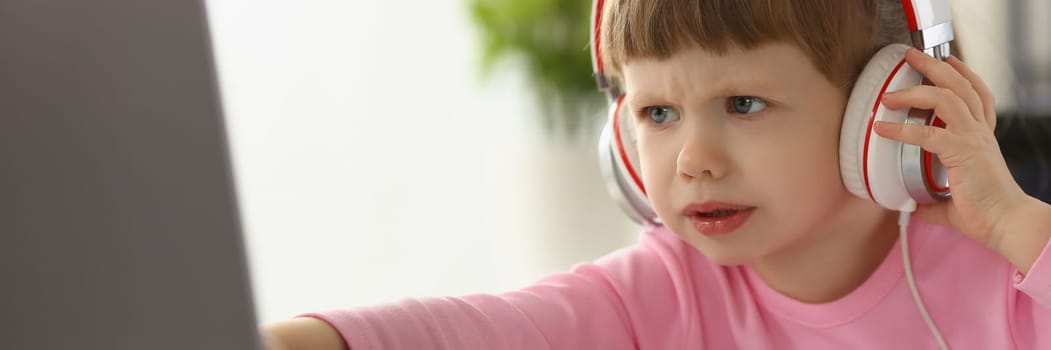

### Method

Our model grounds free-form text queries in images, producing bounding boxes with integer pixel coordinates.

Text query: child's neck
[749,202,899,304]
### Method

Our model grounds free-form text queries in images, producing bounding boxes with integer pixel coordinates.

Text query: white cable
[898,202,949,350]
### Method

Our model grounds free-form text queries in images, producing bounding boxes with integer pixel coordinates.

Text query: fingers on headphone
[873,121,954,157]
[946,55,998,130]
[882,85,974,131]
[904,48,987,127]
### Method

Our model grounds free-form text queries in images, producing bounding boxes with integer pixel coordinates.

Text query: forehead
[621,42,826,100]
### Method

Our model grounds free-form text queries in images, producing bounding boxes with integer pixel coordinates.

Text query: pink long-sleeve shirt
[305,215,1051,349]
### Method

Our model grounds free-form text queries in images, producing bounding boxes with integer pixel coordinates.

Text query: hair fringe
[600,0,913,92]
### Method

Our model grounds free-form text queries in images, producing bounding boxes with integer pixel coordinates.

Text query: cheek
[745,124,846,207]
[636,133,680,207]
[636,130,674,176]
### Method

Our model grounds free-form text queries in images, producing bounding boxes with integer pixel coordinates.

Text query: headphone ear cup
[840,43,922,211]
[598,96,661,226]
[616,100,642,186]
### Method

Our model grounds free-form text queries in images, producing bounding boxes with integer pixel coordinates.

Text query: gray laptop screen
[1,0,261,349]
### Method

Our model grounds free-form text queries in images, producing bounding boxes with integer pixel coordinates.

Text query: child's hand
[872,48,1030,250]
[261,318,349,350]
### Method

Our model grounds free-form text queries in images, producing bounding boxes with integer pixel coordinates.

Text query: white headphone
[592,0,954,227]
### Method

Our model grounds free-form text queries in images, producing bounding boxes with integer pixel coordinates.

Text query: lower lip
[689,208,754,236]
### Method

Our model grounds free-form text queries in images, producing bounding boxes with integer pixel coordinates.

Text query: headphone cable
[898,204,950,350]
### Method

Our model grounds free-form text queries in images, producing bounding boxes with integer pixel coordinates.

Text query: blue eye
[728,96,768,114]
[643,106,680,125]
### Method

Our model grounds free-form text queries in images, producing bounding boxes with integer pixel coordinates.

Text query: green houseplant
[469,0,606,138]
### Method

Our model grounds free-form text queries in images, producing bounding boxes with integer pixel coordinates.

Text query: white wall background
[205,0,1010,324]
[205,0,639,323]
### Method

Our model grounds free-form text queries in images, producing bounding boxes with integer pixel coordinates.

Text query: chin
[696,248,755,266]
[670,227,760,266]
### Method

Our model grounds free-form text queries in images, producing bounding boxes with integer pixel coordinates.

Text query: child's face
[623,42,869,265]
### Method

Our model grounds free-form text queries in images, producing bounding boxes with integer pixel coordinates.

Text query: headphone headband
[590,0,620,101]
[901,0,954,59]
[900,0,952,32]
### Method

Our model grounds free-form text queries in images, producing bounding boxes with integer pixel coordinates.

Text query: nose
[676,127,729,181]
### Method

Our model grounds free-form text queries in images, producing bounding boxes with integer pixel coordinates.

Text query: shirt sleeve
[300,245,664,350]
[1009,233,1051,349]
[1013,233,1051,307]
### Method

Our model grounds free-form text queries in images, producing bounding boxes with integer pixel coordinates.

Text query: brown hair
[599,0,912,92]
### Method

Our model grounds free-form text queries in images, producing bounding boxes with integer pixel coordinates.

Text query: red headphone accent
[900,0,920,31]
[863,58,909,201]
[923,117,949,192]
[593,0,607,73]
[612,95,647,195]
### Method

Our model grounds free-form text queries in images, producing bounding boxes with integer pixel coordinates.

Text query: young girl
[263,0,1051,348]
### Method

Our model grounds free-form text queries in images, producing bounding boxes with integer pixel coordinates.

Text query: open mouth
[685,205,756,236]
[697,209,740,218]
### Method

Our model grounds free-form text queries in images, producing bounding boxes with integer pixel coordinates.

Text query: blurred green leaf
[469,0,605,138]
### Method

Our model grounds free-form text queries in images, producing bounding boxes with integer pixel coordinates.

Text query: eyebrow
[625,92,665,109]
[626,77,787,108]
